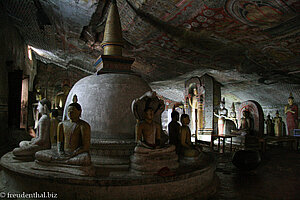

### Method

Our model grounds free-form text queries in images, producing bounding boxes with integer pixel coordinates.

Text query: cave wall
[0,12,37,154]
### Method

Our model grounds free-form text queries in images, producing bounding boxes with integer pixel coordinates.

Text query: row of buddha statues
[13,95,92,173]
[12,91,203,176]
[211,93,298,137]
[213,98,252,136]
[35,83,71,118]
[265,93,299,137]
[131,91,202,174]
[265,111,285,137]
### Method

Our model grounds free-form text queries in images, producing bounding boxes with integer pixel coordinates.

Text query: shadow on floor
[209,145,300,200]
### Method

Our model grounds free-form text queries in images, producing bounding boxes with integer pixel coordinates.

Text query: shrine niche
[184,74,221,141]
[237,100,264,137]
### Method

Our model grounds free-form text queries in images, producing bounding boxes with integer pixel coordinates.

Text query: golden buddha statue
[13,98,51,160]
[35,95,91,166]
[179,114,200,157]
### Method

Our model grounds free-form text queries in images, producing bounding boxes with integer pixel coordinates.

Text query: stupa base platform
[1,151,218,200]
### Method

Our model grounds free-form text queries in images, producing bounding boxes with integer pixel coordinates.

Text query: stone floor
[210,144,300,200]
[0,144,299,200]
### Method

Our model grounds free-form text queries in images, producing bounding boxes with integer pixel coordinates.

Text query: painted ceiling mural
[1,0,300,105]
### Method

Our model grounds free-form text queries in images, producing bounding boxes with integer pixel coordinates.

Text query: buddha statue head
[276,110,280,117]
[288,93,294,106]
[242,110,249,118]
[62,84,70,94]
[38,98,51,115]
[220,98,225,109]
[144,107,154,121]
[193,87,198,96]
[68,95,82,122]
[181,114,190,126]
[171,109,179,122]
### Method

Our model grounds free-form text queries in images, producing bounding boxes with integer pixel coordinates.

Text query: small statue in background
[35,86,43,102]
[229,102,238,127]
[179,114,200,157]
[214,98,228,135]
[168,107,180,153]
[285,93,298,136]
[265,114,274,136]
[188,87,199,135]
[273,110,283,137]
[55,84,71,116]
[35,95,92,166]
[13,98,51,160]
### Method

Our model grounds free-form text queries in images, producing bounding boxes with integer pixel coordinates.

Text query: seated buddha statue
[232,110,252,136]
[130,91,178,174]
[35,95,91,167]
[179,114,201,158]
[135,107,161,149]
[13,98,51,160]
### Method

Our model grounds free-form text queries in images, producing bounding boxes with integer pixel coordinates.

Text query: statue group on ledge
[13,95,94,176]
[132,91,202,165]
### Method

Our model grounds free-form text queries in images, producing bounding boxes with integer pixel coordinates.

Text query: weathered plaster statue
[13,98,51,159]
[188,87,199,135]
[214,98,236,135]
[136,107,161,148]
[284,93,298,136]
[265,114,274,136]
[168,108,180,153]
[35,95,91,166]
[179,114,200,157]
[214,98,228,135]
[273,110,283,137]
[55,84,71,116]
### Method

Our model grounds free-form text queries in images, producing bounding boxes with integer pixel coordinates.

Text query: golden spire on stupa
[101,0,123,56]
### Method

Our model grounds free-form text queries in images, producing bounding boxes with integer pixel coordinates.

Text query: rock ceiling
[1,0,300,106]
